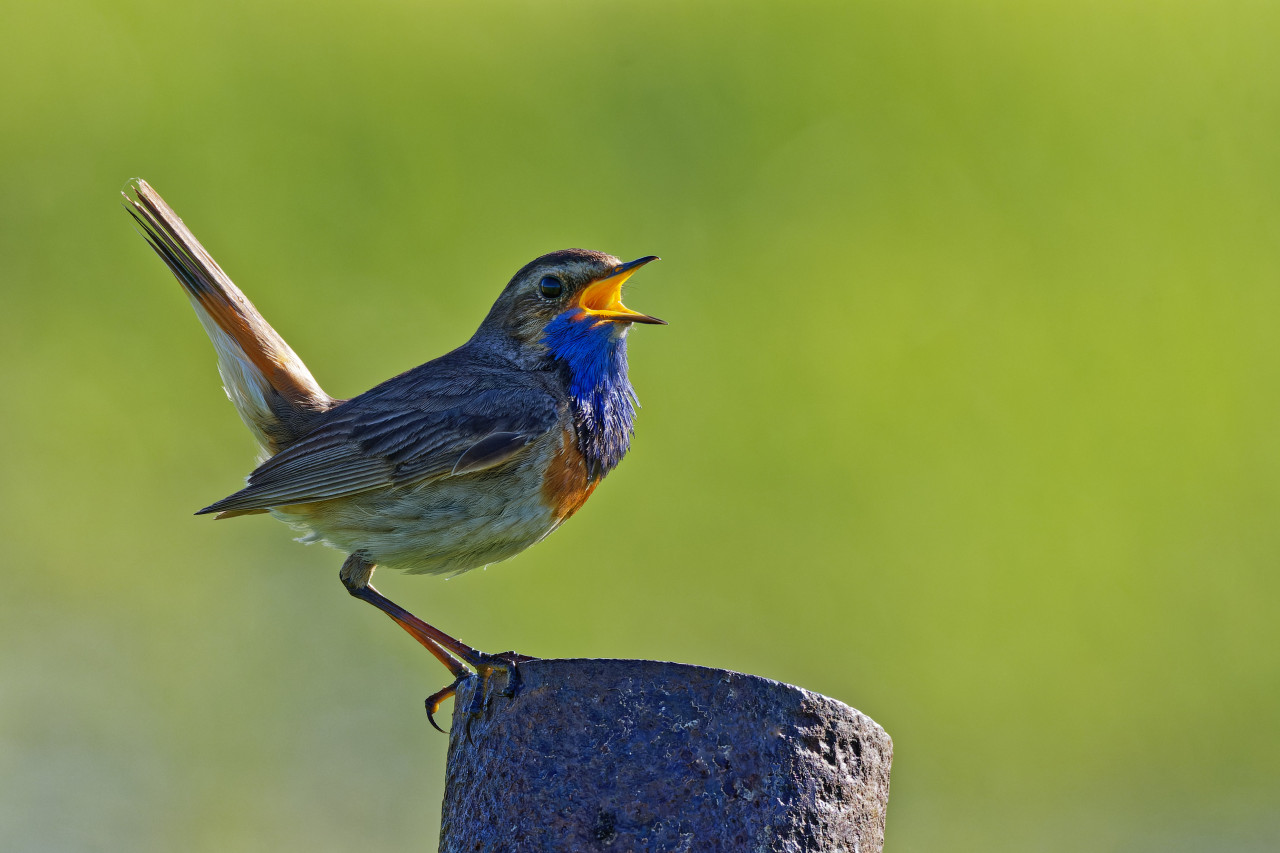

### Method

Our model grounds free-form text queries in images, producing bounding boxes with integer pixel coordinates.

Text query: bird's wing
[198,381,560,515]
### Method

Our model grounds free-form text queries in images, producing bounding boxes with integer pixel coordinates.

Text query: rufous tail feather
[124,178,334,454]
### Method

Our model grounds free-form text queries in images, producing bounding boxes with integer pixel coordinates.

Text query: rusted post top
[440,659,891,852]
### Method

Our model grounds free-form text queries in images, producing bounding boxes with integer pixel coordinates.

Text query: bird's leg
[339,554,535,731]
[340,554,476,673]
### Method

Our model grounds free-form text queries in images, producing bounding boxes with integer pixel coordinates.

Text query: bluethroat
[123,179,663,728]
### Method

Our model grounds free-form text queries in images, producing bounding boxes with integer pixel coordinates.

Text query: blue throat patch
[541,311,637,479]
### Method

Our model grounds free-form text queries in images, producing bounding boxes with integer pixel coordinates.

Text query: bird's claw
[476,650,536,702]
[425,673,470,734]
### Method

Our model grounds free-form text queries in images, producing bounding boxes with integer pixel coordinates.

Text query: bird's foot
[423,649,539,733]
[485,650,538,694]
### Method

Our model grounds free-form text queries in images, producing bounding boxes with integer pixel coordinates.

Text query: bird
[122,178,663,729]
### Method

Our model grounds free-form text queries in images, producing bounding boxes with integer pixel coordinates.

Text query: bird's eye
[538,276,563,299]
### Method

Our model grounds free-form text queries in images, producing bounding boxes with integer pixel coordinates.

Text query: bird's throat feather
[541,313,637,479]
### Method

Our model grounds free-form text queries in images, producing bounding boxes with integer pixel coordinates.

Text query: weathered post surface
[439,659,892,852]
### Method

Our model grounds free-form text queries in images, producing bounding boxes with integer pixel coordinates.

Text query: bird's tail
[124,178,333,455]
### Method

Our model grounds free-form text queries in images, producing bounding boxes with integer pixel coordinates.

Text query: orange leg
[339,554,534,732]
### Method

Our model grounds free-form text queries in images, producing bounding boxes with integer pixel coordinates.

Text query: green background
[2,1,1277,850]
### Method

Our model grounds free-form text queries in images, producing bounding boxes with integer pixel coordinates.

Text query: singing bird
[123,179,663,728]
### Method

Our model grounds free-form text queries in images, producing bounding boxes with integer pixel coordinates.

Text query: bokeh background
[2,1,1278,850]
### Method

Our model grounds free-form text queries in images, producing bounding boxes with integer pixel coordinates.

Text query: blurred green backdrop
[2,1,1278,850]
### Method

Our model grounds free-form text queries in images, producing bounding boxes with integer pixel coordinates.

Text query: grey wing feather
[199,384,559,514]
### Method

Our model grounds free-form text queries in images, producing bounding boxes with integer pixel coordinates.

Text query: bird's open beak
[576,256,666,325]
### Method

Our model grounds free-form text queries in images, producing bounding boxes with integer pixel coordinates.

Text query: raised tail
[124,178,333,455]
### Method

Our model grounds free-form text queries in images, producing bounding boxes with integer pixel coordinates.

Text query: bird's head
[476,249,663,357]
[474,249,662,475]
